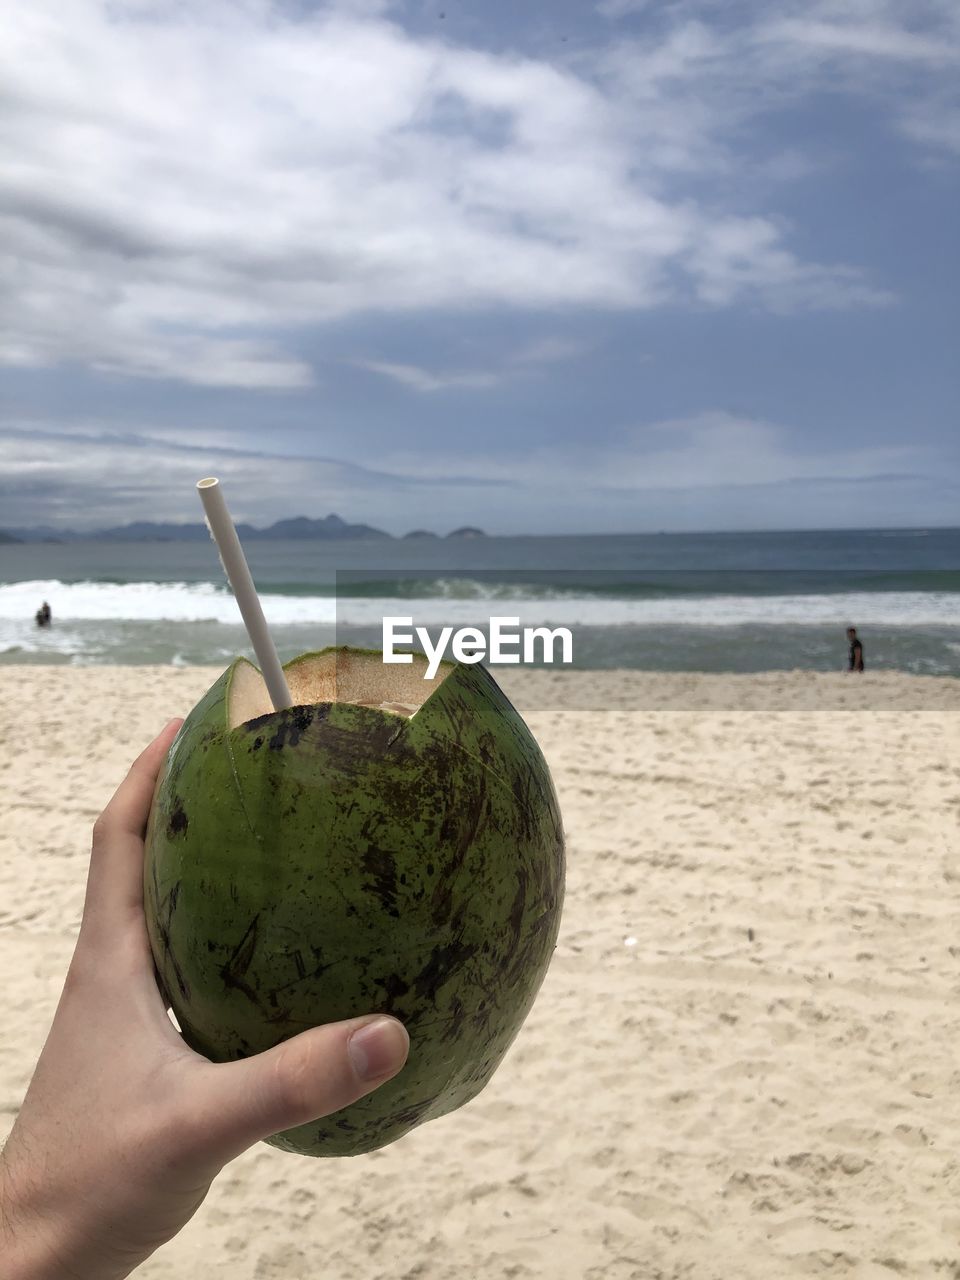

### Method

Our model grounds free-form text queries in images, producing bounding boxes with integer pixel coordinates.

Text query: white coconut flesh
[228,649,452,730]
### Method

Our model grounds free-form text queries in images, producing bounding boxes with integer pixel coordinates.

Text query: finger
[83,718,184,930]
[181,1015,410,1168]
[98,718,184,841]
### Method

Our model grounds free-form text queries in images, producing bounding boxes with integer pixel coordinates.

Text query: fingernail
[348,1018,409,1082]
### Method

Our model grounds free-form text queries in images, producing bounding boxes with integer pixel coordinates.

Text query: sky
[0,0,958,535]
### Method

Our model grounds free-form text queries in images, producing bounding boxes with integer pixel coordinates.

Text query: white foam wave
[2,579,960,629]
[0,579,335,625]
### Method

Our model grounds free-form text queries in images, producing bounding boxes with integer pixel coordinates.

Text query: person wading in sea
[847,626,864,672]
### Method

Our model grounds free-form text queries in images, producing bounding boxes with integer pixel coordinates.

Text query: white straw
[196,477,293,711]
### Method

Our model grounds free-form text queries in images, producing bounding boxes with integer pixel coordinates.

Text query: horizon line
[3,521,959,541]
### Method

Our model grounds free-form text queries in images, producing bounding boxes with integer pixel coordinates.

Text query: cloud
[0,422,512,534]
[373,410,930,492]
[596,0,711,17]
[607,411,922,489]
[508,337,594,366]
[0,0,929,390]
[760,11,958,67]
[348,333,592,392]
[348,360,501,392]
[900,97,960,154]
[598,0,960,170]
[1,409,954,534]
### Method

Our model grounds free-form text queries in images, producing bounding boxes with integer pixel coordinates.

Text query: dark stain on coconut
[362,845,400,918]
[429,878,455,928]
[166,801,189,838]
[413,935,477,1007]
[507,868,528,943]
[152,958,174,1010]
[389,1100,432,1128]
[154,881,190,1000]
[171,958,190,999]
[375,971,410,1013]
[471,1003,493,1036]
[268,705,317,751]
[241,705,330,751]
[453,780,487,866]
[220,914,263,1008]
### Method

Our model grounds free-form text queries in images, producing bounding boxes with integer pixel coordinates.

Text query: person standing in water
[847,626,864,672]
[35,601,51,628]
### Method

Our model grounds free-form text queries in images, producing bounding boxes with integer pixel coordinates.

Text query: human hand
[0,719,410,1280]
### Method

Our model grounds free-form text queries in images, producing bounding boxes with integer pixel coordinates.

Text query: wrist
[1,1146,71,1280]
[1,1151,34,1280]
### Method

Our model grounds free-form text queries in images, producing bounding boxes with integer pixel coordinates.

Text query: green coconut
[143,646,565,1157]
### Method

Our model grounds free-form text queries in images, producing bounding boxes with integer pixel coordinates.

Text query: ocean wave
[2,578,960,628]
[0,579,337,625]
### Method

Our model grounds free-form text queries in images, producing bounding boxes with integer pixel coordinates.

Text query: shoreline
[0,663,957,711]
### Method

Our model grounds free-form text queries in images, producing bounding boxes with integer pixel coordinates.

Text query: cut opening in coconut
[228,648,452,729]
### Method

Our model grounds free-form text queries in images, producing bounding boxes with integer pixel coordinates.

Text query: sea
[2,528,959,675]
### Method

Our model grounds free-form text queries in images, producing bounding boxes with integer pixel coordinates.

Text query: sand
[2,665,960,1278]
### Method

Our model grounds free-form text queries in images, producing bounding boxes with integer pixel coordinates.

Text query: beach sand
[2,666,960,1278]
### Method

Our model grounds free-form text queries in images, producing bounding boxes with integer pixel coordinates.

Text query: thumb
[185,1015,410,1167]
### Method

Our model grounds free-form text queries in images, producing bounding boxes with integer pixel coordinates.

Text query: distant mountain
[95,521,256,542]
[7,514,392,542]
[6,516,489,542]
[255,514,390,541]
[5,525,86,542]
